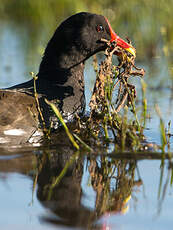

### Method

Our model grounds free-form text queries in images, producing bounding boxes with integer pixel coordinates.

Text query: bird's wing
[0,90,39,145]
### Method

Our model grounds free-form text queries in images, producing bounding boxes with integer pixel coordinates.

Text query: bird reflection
[35,148,142,229]
[0,144,171,230]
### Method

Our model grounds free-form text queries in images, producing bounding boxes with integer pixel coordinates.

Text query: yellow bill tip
[125,46,136,57]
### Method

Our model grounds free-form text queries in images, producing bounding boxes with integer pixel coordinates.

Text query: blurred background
[0,0,173,85]
[1,0,173,57]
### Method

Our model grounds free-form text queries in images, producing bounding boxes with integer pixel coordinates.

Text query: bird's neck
[37,46,86,120]
[37,42,88,84]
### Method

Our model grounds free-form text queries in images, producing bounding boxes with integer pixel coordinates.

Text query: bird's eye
[96,25,104,32]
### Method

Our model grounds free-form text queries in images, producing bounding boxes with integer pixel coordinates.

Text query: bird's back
[0,89,39,145]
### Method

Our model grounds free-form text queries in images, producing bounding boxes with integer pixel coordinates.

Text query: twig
[30,72,47,131]
[115,91,128,113]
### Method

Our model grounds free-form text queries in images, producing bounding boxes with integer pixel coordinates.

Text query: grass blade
[45,99,79,150]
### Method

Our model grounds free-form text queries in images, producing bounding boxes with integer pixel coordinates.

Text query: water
[0,22,173,230]
[0,149,172,230]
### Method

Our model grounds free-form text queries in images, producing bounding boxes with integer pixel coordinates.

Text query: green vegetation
[45,99,80,150]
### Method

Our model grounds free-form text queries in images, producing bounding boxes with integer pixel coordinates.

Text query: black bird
[0,12,135,145]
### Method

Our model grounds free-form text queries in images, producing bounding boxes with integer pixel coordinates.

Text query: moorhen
[0,12,135,145]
